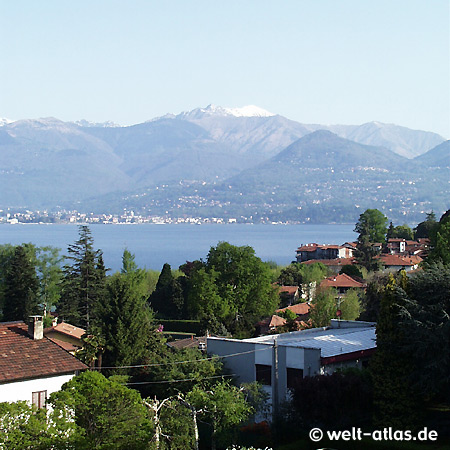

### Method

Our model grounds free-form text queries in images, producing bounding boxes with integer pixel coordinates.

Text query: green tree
[359,273,388,321]
[370,274,419,429]
[427,210,450,264]
[187,267,231,334]
[339,264,364,280]
[58,226,106,330]
[35,246,63,317]
[149,263,177,318]
[0,400,82,449]
[354,209,388,243]
[309,287,336,327]
[2,246,39,321]
[414,211,438,239]
[50,371,152,450]
[0,244,18,318]
[98,269,154,372]
[135,347,223,400]
[186,381,253,450]
[338,289,361,320]
[387,223,414,240]
[399,263,450,401]
[354,220,383,272]
[203,242,278,335]
[277,263,304,286]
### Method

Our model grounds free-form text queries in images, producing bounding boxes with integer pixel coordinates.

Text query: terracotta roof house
[167,336,207,352]
[277,285,300,305]
[257,315,287,335]
[320,273,366,296]
[296,243,353,263]
[44,322,86,354]
[276,303,310,317]
[0,316,87,407]
[386,238,407,254]
[378,254,422,272]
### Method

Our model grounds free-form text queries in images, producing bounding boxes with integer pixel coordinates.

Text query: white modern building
[207,320,376,412]
[0,316,87,407]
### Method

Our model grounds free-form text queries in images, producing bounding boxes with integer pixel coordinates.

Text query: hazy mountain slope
[271,130,407,169]
[0,118,131,207]
[415,140,450,167]
[174,107,445,159]
[305,122,445,158]
[82,118,256,184]
[0,107,446,211]
[173,105,312,161]
[73,131,449,224]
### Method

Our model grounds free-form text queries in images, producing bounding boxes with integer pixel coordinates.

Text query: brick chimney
[28,315,43,340]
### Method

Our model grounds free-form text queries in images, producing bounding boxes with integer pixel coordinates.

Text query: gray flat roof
[239,322,376,358]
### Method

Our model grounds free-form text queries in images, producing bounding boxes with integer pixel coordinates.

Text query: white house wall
[0,373,75,404]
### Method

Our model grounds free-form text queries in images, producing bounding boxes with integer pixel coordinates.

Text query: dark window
[286,367,303,389]
[255,364,272,385]
[32,390,47,409]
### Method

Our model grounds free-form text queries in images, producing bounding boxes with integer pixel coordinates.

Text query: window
[32,390,47,409]
[255,364,272,385]
[286,368,303,389]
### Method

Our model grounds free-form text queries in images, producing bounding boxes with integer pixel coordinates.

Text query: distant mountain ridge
[0,106,447,222]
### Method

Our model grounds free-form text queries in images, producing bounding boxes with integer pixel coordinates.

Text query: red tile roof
[277,303,310,315]
[167,336,207,350]
[320,273,365,289]
[0,321,87,383]
[296,243,319,252]
[278,286,299,295]
[379,254,422,266]
[46,322,86,341]
[46,337,81,353]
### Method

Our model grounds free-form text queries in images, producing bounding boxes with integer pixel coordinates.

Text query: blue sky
[1,0,449,136]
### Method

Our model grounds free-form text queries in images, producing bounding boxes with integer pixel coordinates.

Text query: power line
[125,374,236,386]
[92,347,270,370]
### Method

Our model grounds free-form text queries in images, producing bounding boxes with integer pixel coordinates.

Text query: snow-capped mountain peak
[0,118,14,126]
[74,119,121,128]
[173,104,275,120]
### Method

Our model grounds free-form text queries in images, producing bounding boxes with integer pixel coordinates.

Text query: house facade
[0,316,87,406]
[296,243,354,263]
[320,273,366,296]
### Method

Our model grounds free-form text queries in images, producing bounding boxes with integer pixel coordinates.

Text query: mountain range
[0,106,448,223]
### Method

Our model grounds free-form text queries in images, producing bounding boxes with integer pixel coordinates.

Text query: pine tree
[98,271,153,372]
[3,246,39,321]
[58,226,106,330]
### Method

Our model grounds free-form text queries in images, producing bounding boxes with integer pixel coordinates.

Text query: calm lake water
[0,224,356,272]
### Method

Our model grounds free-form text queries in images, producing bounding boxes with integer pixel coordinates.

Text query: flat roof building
[207,320,376,415]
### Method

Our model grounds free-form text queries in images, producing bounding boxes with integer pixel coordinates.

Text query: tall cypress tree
[59,226,106,330]
[3,246,39,321]
[148,263,175,318]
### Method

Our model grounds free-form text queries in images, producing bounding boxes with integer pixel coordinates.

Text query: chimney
[28,315,44,340]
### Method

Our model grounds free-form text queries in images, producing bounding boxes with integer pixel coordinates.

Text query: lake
[0,223,356,272]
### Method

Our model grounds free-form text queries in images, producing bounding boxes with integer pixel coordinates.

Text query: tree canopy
[2,245,39,321]
[187,242,278,336]
[354,209,388,243]
[50,371,152,450]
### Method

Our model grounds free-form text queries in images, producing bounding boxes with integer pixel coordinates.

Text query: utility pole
[273,338,279,418]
